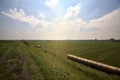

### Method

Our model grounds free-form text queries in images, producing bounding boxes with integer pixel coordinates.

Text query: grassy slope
[0,40,120,80]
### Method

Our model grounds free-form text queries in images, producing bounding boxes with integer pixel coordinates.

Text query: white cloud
[85,8,120,39]
[2,8,40,26]
[47,8,120,39]
[45,0,58,8]
[87,8,120,28]
[64,3,81,20]
[39,12,45,19]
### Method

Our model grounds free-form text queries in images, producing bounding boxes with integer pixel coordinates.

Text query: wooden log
[67,54,120,76]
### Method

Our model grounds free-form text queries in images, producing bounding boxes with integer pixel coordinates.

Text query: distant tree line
[94,38,120,42]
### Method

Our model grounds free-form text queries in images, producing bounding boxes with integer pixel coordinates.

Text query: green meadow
[0,40,120,80]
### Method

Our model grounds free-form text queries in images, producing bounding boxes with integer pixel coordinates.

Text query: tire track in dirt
[22,61,31,80]
[21,42,31,80]
[0,44,15,62]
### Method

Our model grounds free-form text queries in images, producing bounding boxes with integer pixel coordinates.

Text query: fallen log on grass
[67,54,120,76]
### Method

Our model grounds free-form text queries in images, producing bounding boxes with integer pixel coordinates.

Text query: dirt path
[22,61,31,80]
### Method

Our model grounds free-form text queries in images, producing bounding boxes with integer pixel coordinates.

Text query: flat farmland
[0,40,120,80]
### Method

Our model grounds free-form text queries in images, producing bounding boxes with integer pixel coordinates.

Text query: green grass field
[0,40,120,80]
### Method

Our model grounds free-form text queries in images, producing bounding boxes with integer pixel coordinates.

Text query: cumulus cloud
[64,3,81,20]
[50,7,120,39]
[87,8,120,28]
[2,8,39,26]
[86,8,120,39]
[45,0,58,8]
[39,12,45,19]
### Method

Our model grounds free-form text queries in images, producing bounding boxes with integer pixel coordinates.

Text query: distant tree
[110,38,115,41]
[94,39,97,41]
[118,39,120,42]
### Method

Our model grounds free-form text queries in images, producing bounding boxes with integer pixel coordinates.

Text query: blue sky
[0,0,120,40]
